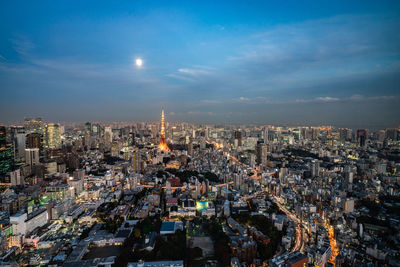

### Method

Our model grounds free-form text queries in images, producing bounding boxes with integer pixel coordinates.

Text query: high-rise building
[91,123,100,136]
[357,129,367,148]
[234,173,242,190]
[85,122,91,133]
[0,126,14,177]
[344,198,354,213]
[312,128,319,140]
[0,126,6,146]
[256,142,267,166]
[158,108,170,151]
[234,131,242,146]
[10,169,23,186]
[24,118,43,134]
[14,133,26,161]
[8,126,26,161]
[132,150,141,173]
[25,148,40,166]
[310,160,320,178]
[187,138,193,156]
[44,123,61,149]
[129,132,136,146]
[0,144,14,178]
[263,127,270,142]
[339,128,352,143]
[386,128,398,141]
[73,169,85,180]
[26,133,41,149]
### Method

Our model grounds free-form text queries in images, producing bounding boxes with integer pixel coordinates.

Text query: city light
[158,108,170,151]
[0,1,396,266]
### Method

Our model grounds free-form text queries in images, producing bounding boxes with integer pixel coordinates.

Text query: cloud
[167,66,216,81]
[314,97,340,102]
[197,94,398,107]
[198,96,271,105]
[295,95,397,104]
[347,94,396,101]
[10,35,35,56]
[295,97,339,103]
[1,13,399,127]
[178,68,211,76]
[165,73,194,81]
[166,14,400,111]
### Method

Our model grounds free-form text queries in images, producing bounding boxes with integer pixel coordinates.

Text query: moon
[135,58,143,67]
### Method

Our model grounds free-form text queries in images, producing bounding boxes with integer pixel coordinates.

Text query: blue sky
[0,1,399,128]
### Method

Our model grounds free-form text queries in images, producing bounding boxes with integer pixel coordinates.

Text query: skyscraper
[25,148,40,166]
[158,108,170,151]
[357,129,367,148]
[0,126,6,146]
[91,123,100,136]
[10,126,26,161]
[129,132,136,146]
[24,118,43,134]
[14,132,26,161]
[311,160,320,178]
[263,127,269,142]
[26,133,41,149]
[256,142,267,166]
[234,131,242,146]
[187,138,193,156]
[0,126,14,178]
[44,123,61,149]
[132,150,141,173]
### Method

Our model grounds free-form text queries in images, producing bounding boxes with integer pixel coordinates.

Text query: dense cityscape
[1,1,400,266]
[0,109,399,266]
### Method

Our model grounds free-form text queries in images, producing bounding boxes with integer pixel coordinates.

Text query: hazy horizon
[2,115,398,131]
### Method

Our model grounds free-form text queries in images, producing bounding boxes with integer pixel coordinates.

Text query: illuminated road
[273,196,304,252]
[326,222,339,265]
[230,155,258,179]
[274,195,339,265]
[300,228,307,252]
[293,225,302,251]
[229,155,276,178]
[209,141,276,179]
[211,141,338,263]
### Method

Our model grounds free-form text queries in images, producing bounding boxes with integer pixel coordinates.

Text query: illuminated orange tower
[158,108,170,151]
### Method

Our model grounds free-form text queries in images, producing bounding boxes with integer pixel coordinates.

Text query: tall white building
[25,148,40,166]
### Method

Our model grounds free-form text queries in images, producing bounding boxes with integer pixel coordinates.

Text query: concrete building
[25,148,40,166]
[10,208,48,236]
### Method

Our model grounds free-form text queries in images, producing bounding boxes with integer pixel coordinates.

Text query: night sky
[1,1,399,128]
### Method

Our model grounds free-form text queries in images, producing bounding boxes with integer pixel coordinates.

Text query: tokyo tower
[158,108,170,151]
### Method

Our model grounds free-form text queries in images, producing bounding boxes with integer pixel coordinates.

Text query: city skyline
[1,1,400,128]
[2,114,399,132]
[1,2,400,266]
